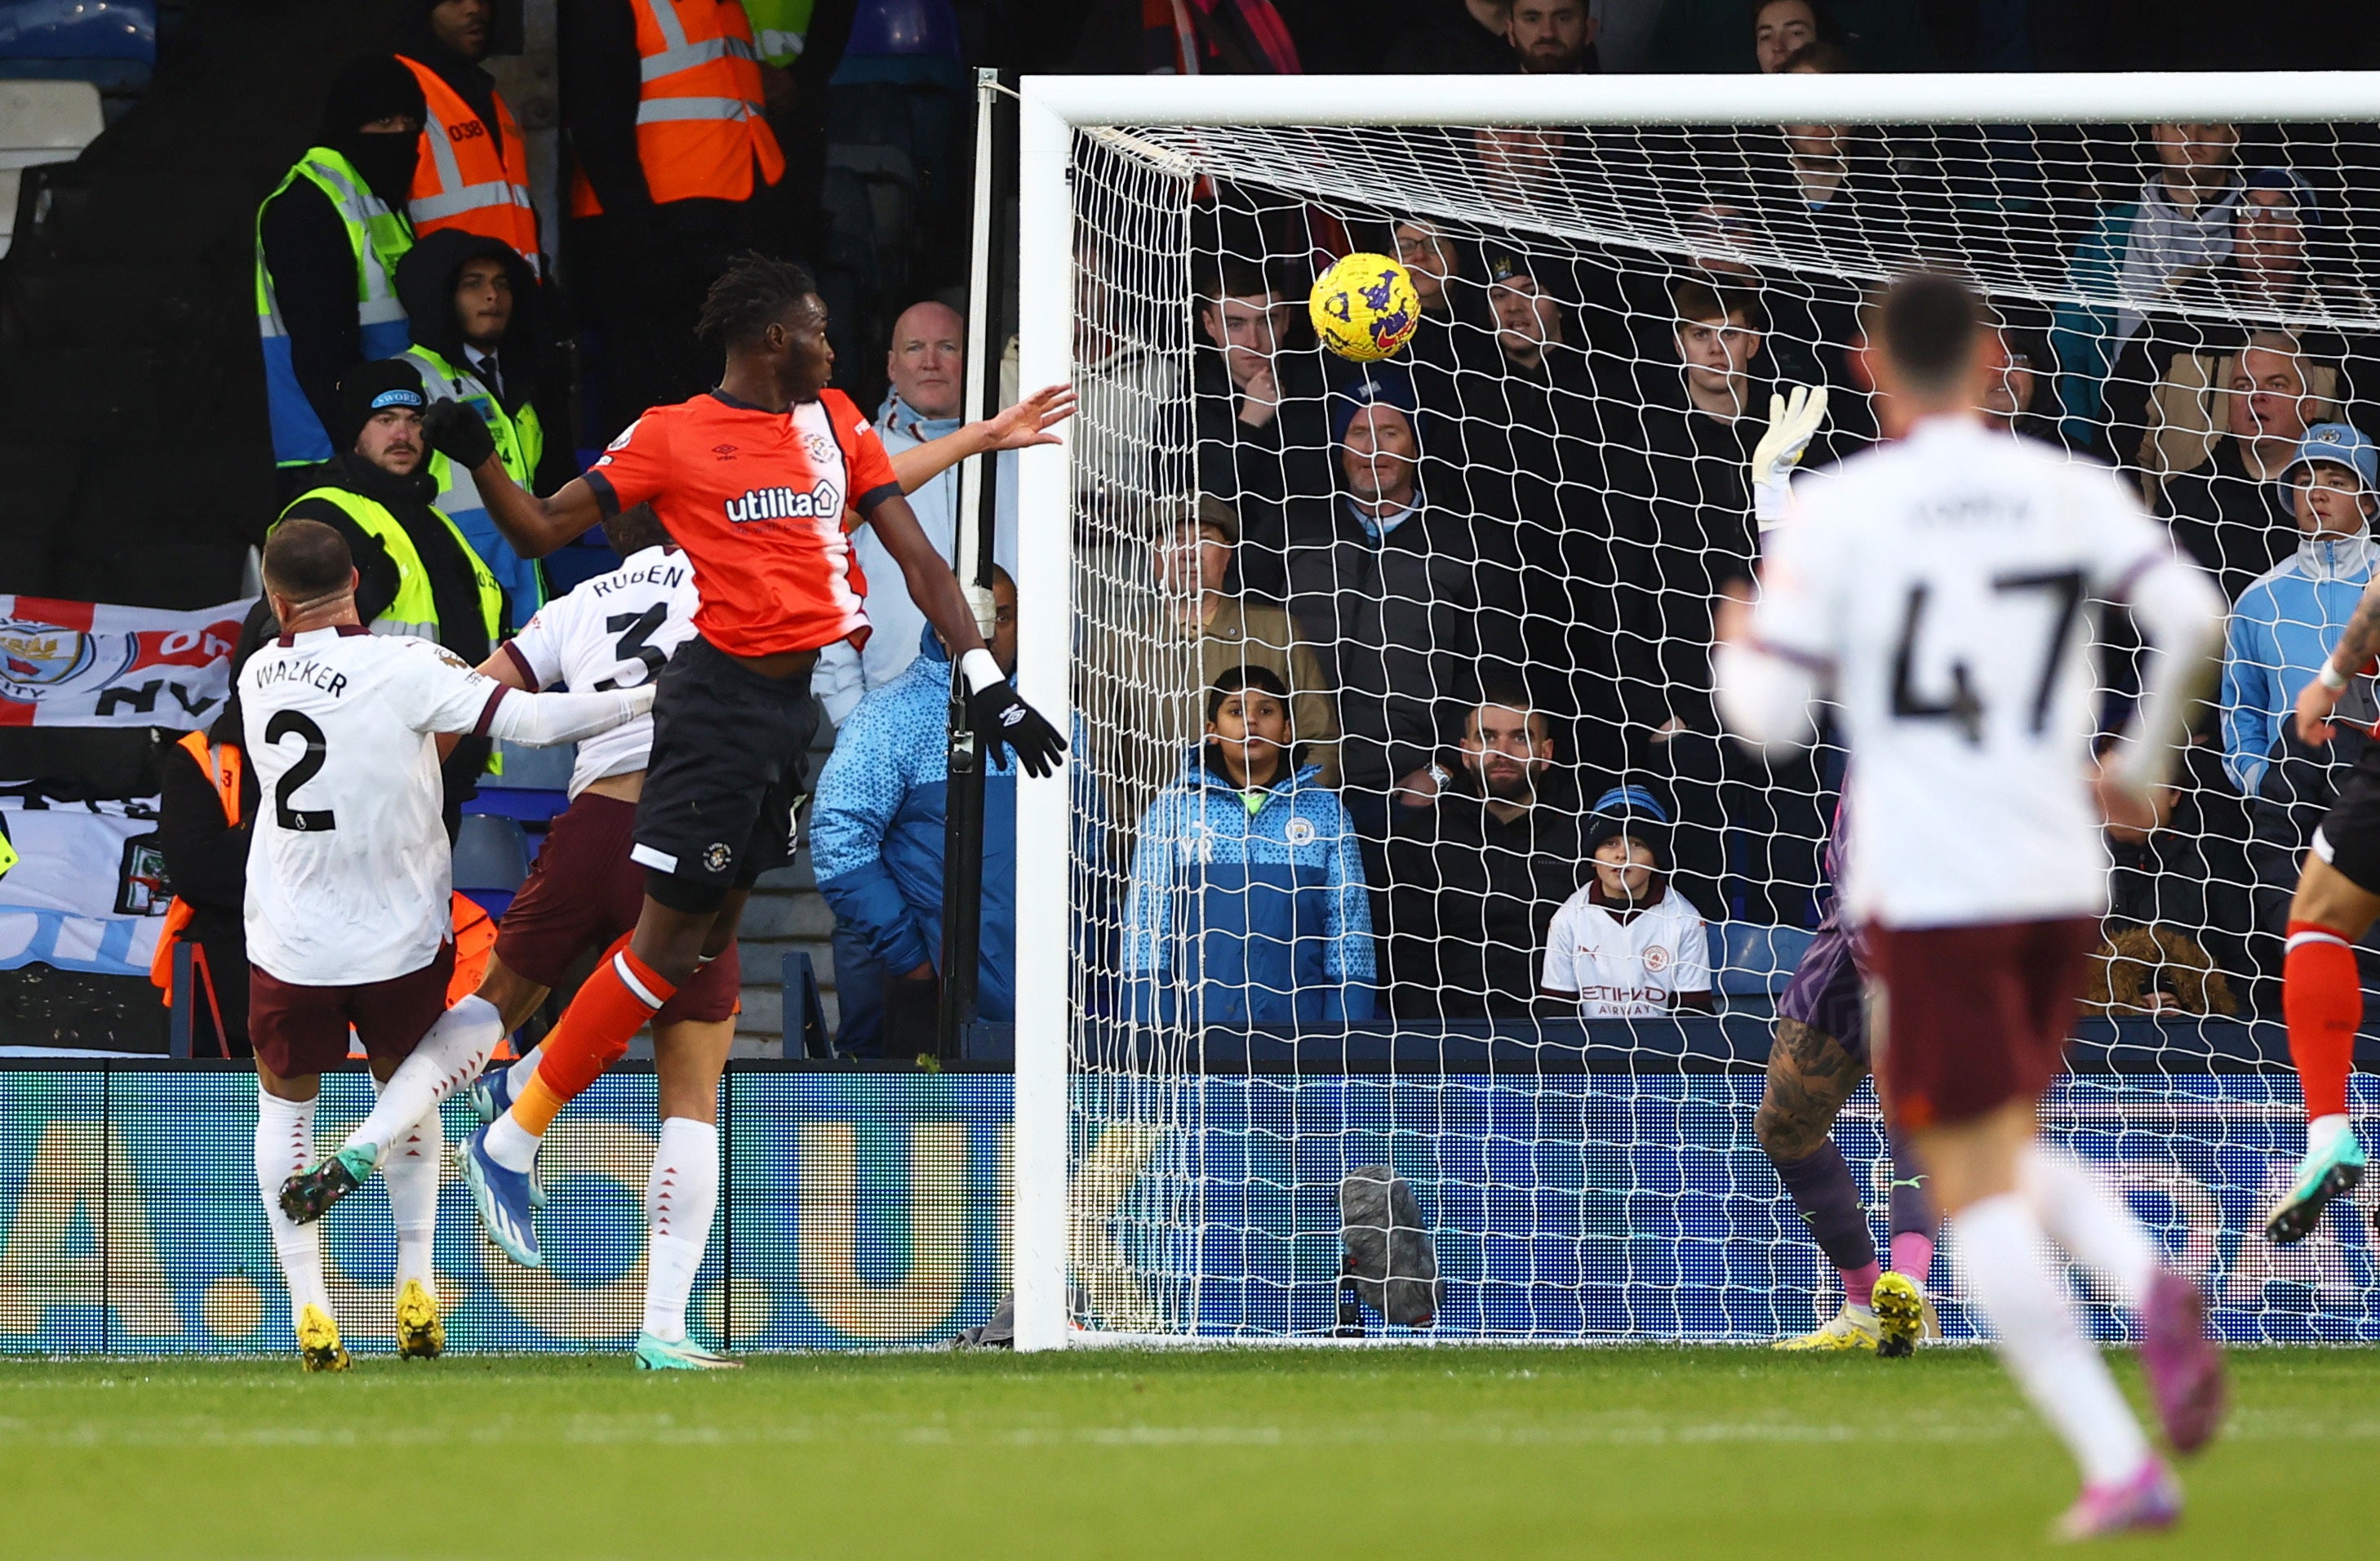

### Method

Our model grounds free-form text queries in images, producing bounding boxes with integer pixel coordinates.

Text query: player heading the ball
[426,254,1067,1271]
[1716,273,2229,1540]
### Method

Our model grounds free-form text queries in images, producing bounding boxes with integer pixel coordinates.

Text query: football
[1309,251,1421,362]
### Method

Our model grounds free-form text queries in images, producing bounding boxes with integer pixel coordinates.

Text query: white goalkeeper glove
[1751,384,1829,527]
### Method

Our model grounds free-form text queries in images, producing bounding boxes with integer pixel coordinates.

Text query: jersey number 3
[1889,570,2085,745]
[595,603,670,691]
[265,709,336,832]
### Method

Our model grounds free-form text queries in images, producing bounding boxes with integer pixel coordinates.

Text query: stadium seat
[486,738,575,792]
[1706,922,1818,999]
[452,813,531,918]
[0,78,104,257]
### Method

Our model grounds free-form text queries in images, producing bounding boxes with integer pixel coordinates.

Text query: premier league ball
[1309,252,1421,362]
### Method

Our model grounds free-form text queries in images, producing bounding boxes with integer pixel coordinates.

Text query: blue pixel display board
[0,1066,2368,1353]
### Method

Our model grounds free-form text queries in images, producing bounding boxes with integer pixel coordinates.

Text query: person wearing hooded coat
[1122,665,1375,1029]
[397,229,558,624]
[276,358,510,834]
[256,54,425,488]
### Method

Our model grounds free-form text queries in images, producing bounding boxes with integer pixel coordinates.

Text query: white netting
[1057,108,2380,1342]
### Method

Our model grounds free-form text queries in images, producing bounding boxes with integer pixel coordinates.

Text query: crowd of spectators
[221,0,2380,1040]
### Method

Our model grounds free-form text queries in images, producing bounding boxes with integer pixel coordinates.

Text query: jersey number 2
[595,604,670,691]
[265,710,336,832]
[1889,570,2085,745]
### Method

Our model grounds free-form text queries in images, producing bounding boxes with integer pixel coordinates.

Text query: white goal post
[1009,71,2380,1353]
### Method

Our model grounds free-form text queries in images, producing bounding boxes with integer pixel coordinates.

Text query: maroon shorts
[494,790,740,1025]
[1865,917,2098,1131]
[250,941,455,1080]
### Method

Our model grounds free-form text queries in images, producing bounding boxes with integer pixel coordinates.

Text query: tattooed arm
[2297,579,2380,744]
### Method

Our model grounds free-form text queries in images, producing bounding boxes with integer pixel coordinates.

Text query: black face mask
[331,129,421,206]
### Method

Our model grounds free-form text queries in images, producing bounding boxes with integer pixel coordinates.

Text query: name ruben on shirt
[726,482,841,525]
[590,557,692,598]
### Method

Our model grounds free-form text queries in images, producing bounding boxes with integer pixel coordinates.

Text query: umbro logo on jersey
[713,443,738,460]
[725,483,839,524]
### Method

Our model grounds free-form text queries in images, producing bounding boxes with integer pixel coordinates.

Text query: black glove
[422,398,497,470]
[964,677,1067,777]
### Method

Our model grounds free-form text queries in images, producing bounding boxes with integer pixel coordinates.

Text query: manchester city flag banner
[0,801,167,979]
[0,596,255,729]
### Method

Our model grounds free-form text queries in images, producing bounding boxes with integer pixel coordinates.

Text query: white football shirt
[241,626,508,985]
[502,545,698,797]
[1748,415,2171,927]
[1542,887,1712,1017]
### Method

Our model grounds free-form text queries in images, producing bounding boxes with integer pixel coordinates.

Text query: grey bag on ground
[1339,1166,1440,1326]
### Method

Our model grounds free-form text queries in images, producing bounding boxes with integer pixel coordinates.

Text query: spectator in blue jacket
[1123,665,1375,1028]
[812,567,1022,1057]
[2222,423,2380,795]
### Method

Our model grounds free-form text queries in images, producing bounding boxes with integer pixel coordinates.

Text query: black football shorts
[2315,740,2380,896]
[631,634,819,894]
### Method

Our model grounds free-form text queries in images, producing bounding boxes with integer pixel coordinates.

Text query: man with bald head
[2160,331,2332,602]
[812,300,1019,723]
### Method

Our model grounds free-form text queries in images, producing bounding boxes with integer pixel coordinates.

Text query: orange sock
[2285,920,2360,1121]
[509,934,676,1134]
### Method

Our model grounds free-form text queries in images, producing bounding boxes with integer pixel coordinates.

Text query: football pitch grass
[2,1346,2373,1559]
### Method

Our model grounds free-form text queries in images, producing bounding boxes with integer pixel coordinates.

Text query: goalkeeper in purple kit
[1743,383,1941,1354]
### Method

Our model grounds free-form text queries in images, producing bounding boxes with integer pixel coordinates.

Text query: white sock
[2020,1145,2158,1310]
[506,1043,544,1099]
[255,1090,331,1327]
[642,1117,720,1343]
[1955,1192,2151,1487]
[345,997,506,1159]
[378,1082,442,1296]
[2309,1113,2354,1158]
[485,1110,541,1172]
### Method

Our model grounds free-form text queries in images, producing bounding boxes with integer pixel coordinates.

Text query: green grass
[1,1346,2372,1559]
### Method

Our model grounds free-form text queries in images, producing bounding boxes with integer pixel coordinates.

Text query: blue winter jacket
[1122,749,1375,1026]
[811,634,1016,1019]
[2222,529,2379,794]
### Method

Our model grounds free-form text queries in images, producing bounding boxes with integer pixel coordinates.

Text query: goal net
[1008,72,2380,1349]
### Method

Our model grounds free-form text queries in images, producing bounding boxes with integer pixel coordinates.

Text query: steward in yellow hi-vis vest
[272,359,509,835]
[255,56,425,474]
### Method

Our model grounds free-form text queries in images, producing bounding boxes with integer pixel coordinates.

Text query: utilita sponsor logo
[725,483,838,524]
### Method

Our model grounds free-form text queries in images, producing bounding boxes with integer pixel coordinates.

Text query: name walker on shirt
[251,656,350,699]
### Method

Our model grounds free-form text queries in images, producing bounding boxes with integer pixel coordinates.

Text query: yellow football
[1309,251,1422,362]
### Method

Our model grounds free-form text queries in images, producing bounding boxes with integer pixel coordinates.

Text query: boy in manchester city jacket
[1123,666,1374,1027]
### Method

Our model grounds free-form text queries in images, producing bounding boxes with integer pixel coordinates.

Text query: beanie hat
[1583,785,1673,871]
[319,52,427,138]
[1329,366,1420,446]
[336,358,428,450]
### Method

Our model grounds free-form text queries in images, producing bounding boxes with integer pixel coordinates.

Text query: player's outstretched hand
[423,398,497,470]
[957,647,1067,777]
[2296,666,2347,745]
[975,384,1077,454]
[969,683,1067,776]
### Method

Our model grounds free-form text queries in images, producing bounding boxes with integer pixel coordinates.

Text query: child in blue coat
[1123,665,1374,1026]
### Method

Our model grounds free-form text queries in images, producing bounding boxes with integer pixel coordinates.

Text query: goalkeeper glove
[1751,384,1828,527]
[422,398,498,471]
[958,648,1068,778]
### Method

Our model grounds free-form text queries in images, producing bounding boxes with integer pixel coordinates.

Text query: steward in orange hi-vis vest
[566,0,784,218]
[398,54,540,269]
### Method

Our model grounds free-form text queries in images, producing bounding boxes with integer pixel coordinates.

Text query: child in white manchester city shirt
[1540,788,1712,1017]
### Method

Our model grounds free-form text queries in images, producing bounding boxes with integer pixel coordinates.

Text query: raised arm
[2298,570,2380,745]
[886,383,1075,495]
[421,402,606,559]
[2098,552,2225,829]
[868,490,1067,776]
